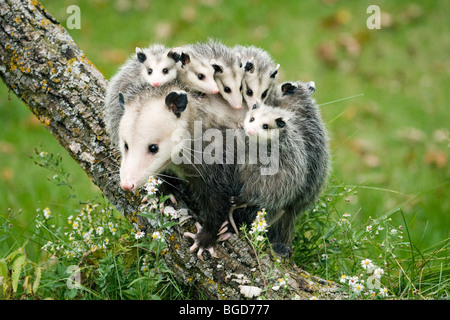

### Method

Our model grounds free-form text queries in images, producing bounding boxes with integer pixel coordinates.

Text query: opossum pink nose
[211,89,219,94]
[233,104,242,110]
[152,82,160,87]
[247,129,256,135]
[120,181,135,191]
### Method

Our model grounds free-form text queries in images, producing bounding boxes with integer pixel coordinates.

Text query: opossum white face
[243,103,287,141]
[242,61,280,109]
[177,52,220,94]
[136,48,178,87]
[118,91,188,192]
[211,58,245,110]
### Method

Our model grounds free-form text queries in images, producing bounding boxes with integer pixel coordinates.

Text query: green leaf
[160,221,178,229]
[32,266,42,294]
[11,254,26,293]
[0,259,10,298]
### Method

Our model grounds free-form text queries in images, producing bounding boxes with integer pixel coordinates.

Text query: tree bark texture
[0,0,342,299]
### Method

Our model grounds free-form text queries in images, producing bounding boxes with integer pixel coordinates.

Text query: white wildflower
[353,283,364,294]
[96,226,104,235]
[43,207,51,219]
[378,287,389,297]
[373,267,384,278]
[135,230,145,239]
[361,259,374,271]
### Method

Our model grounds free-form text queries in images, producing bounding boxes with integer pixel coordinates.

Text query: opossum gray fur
[233,81,329,257]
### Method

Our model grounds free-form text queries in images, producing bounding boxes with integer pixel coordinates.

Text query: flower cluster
[249,209,269,238]
[144,176,163,196]
[39,203,124,259]
[340,259,389,298]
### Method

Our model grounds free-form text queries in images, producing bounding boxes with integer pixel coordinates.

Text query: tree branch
[0,0,342,299]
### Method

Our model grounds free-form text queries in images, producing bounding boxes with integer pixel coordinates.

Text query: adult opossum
[112,82,246,259]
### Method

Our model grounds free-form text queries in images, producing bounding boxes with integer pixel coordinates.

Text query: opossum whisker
[180,150,206,182]
[182,147,205,166]
[182,146,213,156]
[181,135,205,143]
[155,178,183,193]
[150,172,188,183]
[318,93,364,107]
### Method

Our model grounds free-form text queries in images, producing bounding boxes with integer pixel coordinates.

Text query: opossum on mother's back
[232,81,330,257]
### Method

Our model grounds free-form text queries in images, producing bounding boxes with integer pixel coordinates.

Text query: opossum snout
[120,180,136,192]
[152,82,160,87]
[209,83,220,94]
[246,128,256,136]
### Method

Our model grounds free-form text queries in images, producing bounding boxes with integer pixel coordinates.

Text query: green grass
[0,0,448,299]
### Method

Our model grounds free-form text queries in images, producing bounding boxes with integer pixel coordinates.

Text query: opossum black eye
[148,144,159,154]
[261,89,268,99]
[224,86,231,93]
[163,68,169,74]
[249,117,255,122]
[124,143,129,151]
[246,89,253,96]
[263,124,269,130]
[198,73,205,80]
[148,69,153,75]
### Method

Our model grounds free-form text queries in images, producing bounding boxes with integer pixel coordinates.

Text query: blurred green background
[0,0,448,257]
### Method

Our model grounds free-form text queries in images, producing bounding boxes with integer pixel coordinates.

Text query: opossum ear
[210,59,223,73]
[281,82,298,95]
[179,53,191,66]
[244,60,254,73]
[275,117,286,128]
[167,50,181,63]
[270,64,280,79]
[136,47,146,63]
[165,91,188,118]
[118,92,125,110]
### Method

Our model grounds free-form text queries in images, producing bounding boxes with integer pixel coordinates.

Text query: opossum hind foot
[184,222,231,261]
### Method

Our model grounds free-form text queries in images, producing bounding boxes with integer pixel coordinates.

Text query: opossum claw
[169,194,177,205]
[217,221,232,241]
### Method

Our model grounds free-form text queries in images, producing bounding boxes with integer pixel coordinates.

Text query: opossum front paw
[183,222,219,261]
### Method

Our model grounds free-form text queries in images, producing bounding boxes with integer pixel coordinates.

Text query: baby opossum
[232,81,329,257]
[242,103,293,140]
[172,44,220,95]
[103,44,179,147]
[135,44,179,88]
[233,45,280,109]
[206,40,245,110]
